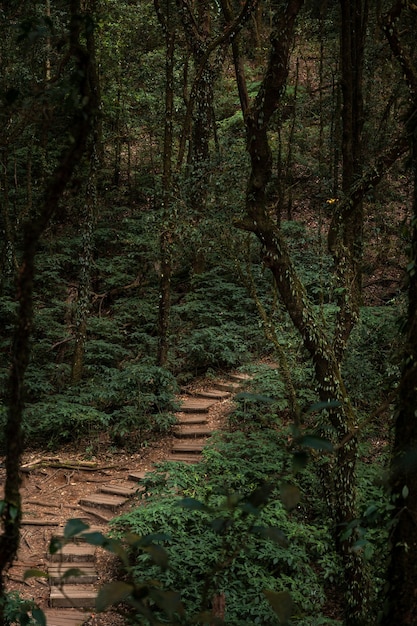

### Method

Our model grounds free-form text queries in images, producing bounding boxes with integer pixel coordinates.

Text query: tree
[380,2,417,622]
[155,0,176,366]
[0,1,94,617]
[222,0,404,622]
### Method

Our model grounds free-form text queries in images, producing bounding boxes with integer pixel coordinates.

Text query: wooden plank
[78,506,113,523]
[78,493,127,512]
[49,562,98,585]
[164,454,202,464]
[49,585,97,609]
[43,609,90,626]
[128,470,147,482]
[174,426,213,438]
[172,441,206,453]
[49,544,95,563]
[192,389,231,400]
[228,372,252,383]
[179,398,216,414]
[211,381,241,392]
[175,413,208,425]
[21,518,60,526]
[99,483,139,497]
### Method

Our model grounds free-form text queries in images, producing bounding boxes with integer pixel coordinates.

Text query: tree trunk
[156,1,175,367]
[229,1,372,622]
[0,2,93,617]
[381,2,417,621]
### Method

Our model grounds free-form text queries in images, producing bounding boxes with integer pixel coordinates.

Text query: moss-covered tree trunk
[226,0,372,622]
[0,2,93,618]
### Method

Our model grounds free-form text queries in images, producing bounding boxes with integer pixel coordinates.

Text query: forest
[0,0,417,624]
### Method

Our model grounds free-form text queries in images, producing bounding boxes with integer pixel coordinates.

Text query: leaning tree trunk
[0,2,93,618]
[227,0,373,622]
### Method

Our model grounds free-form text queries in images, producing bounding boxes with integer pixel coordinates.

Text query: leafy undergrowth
[111,426,344,625]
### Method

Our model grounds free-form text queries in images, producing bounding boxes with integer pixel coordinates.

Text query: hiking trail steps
[14,371,252,625]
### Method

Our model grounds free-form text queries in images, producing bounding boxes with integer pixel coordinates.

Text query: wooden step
[49,562,98,585]
[211,381,241,392]
[165,453,203,463]
[192,389,231,400]
[49,585,97,609]
[99,483,139,497]
[171,441,206,453]
[49,544,96,563]
[179,398,216,413]
[174,425,213,438]
[228,372,252,383]
[176,413,208,425]
[78,493,127,512]
[78,506,113,523]
[43,608,90,626]
[52,525,105,544]
[128,470,147,482]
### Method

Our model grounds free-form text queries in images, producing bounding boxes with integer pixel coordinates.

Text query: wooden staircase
[33,371,251,625]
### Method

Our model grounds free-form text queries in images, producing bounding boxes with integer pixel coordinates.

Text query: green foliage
[172,268,263,373]
[19,363,179,449]
[343,306,400,408]
[111,430,340,625]
[1,591,42,626]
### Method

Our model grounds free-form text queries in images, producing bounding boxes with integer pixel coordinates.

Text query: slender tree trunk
[71,0,101,383]
[156,0,175,366]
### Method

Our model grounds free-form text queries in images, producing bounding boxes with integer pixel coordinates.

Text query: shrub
[111,429,340,625]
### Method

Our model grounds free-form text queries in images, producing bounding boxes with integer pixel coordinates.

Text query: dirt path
[1,371,251,626]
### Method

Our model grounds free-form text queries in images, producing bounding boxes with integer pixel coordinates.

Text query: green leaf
[60,567,86,580]
[23,568,48,580]
[9,505,18,521]
[253,526,289,547]
[299,435,334,452]
[64,518,89,540]
[149,589,184,618]
[49,536,64,555]
[402,484,409,499]
[95,581,133,611]
[32,608,47,626]
[175,497,210,512]
[292,450,308,474]
[81,531,107,547]
[143,544,169,570]
[304,400,341,415]
[263,590,293,623]
[279,483,300,511]
[137,532,172,547]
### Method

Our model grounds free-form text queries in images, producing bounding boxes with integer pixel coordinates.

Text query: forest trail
[4,371,252,626]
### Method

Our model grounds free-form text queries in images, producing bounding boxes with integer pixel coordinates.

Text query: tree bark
[228,1,373,622]
[380,2,417,622]
[0,2,93,617]
[156,0,175,366]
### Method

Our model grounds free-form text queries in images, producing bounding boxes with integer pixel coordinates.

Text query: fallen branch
[26,499,59,509]
[21,519,60,526]
[21,458,98,473]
